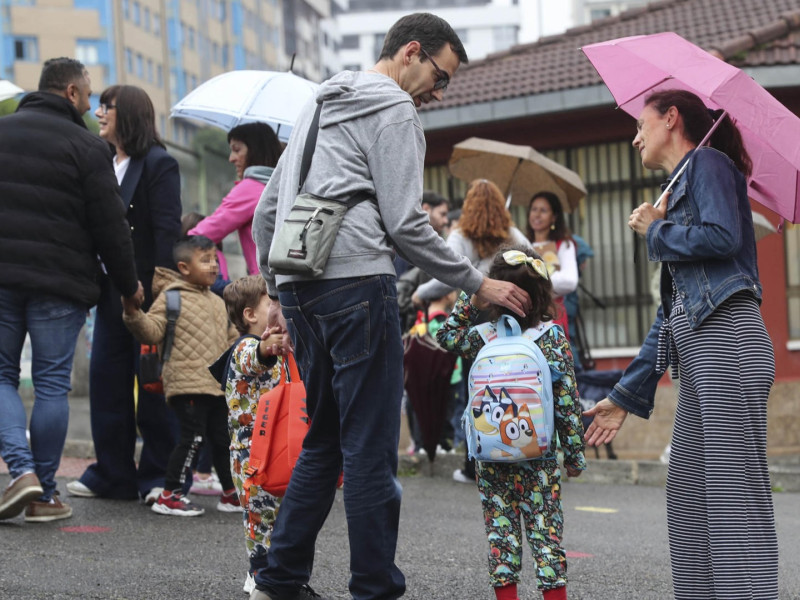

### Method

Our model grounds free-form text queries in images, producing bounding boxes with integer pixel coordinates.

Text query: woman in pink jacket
[190,122,282,276]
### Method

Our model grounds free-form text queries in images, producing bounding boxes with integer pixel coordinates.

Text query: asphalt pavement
[0,471,799,600]
[2,395,799,599]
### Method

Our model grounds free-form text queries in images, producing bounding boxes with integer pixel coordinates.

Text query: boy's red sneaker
[216,489,243,513]
[151,491,204,517]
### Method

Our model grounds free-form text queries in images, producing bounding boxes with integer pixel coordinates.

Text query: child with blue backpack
[436,245,586,600]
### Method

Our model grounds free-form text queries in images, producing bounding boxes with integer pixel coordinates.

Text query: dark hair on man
[526,191,573,245]
[485,245,556,331]
[645,89,752,178]
[99,85,164,159]
[378,13,468,65]
[223,275,268,334]
[173,234,215,265]
[38,57,86,92]
[421,190,449,209]
[227,122,283,170]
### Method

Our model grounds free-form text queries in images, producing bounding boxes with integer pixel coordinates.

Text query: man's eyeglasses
[419,48,449,91]
[99,103,116,114]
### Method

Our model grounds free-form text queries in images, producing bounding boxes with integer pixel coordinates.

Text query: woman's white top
[114,156,131,186]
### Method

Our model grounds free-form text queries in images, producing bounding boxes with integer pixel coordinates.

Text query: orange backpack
[243,352,308,537]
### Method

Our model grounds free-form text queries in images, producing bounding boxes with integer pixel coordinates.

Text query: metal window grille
[424,139,667,353]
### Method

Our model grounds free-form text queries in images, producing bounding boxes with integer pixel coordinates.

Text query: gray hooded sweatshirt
[252,70,484,297]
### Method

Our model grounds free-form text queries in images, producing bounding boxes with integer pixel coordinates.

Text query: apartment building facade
[0,0,337,143]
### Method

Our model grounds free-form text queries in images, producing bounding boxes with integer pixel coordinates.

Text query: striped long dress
[666,290,778,600]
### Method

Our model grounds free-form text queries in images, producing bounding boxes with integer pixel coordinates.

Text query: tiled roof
[421,0,800,113]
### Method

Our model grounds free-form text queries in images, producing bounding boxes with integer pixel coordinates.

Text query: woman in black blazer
[68,85,182,501]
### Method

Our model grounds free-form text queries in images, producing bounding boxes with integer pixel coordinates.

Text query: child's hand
[260,328,285,357]
[565,465,582,478]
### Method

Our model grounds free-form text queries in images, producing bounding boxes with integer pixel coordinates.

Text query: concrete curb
[61,436,800,493]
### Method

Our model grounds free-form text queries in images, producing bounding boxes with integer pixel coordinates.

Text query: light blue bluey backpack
[464,315,560,463]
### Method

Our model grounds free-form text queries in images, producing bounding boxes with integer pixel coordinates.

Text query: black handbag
[139,289,181,394]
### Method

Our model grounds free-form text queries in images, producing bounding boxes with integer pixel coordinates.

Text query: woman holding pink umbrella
[585,89,777,600]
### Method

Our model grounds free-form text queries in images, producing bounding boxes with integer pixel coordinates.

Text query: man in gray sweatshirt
[251,12,530,600]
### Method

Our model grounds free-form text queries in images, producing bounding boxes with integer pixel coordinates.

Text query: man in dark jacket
[0,57,142,524]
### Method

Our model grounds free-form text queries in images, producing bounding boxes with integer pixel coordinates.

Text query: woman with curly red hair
[414,179,529,303]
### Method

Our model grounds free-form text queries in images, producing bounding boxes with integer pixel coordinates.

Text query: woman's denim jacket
[609,147,762,419]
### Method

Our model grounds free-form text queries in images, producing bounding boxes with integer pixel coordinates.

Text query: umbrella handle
[653,110,727,210]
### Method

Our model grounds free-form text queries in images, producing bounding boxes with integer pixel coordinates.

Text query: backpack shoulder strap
[524,320,557,343]
[162,289,181,362]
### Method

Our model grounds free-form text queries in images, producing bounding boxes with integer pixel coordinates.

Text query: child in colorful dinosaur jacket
[436,245,586,600]
[214,274,285,594]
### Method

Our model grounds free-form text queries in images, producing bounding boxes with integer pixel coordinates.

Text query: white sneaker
[452,469,473,484]
[243,573,255,595]
[66,480,98,498]
[144,487,164,506]
[190,472,223,496]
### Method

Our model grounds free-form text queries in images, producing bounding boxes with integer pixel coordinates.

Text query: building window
[160,115,166,137]
[136,54,143,78]
[787,227,800,340]
[13,37,38,62]
[188,27,195,50]
[122,0,129,20]
[75,40,100,65]
[212,42,219,64]
[125,48,133,73]
[147,59,153,82]
[590,8,612,21]
[157,64,163,87]
[153,12,161,36]
[343,63,360,72]
[144,7,150,31]
[455,29,468,44]
[492,25,518,52]
[221,44,229,68]
[132,1,141,25]
[340,34,359,50]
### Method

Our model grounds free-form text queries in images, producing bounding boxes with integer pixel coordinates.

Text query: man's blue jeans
[257,275,405,600]
[0,288,85,500]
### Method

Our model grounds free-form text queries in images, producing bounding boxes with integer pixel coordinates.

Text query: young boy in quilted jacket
[123,235,239,517]
[214,274,284,594]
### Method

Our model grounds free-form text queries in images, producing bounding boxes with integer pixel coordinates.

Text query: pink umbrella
[582,32,800,224]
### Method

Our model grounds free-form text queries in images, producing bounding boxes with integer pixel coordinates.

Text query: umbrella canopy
[448,137,587,213]
[0,80,23,102]
[403,332,457,463]
[582,32,800,224]
[170,70,319,143]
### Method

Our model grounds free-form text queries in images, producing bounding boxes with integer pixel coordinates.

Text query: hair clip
[502,250,550,279]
